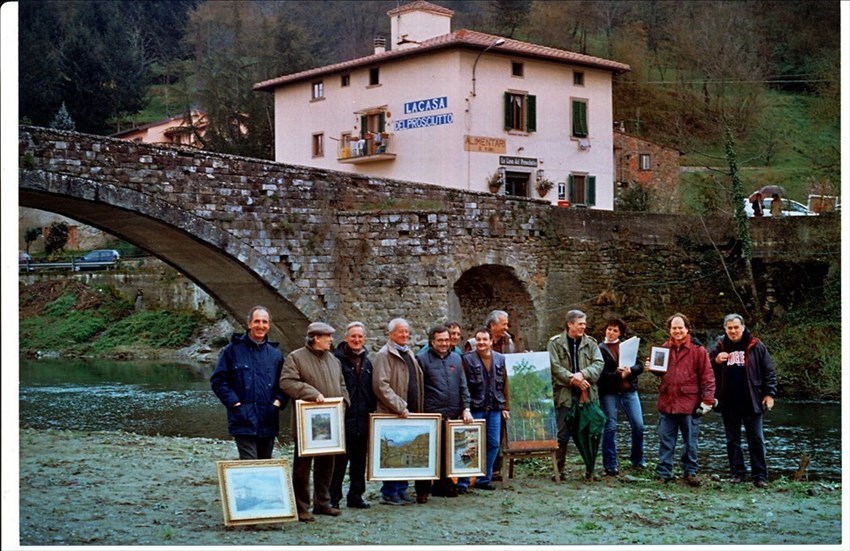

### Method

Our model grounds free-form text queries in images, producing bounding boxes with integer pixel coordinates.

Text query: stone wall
[19,127,840,352]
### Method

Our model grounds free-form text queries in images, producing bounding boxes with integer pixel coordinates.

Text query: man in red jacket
[647,313,715,486]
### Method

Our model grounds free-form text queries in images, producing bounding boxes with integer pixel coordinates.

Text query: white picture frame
[650,346,669,372]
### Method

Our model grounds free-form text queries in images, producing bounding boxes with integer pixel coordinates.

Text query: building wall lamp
[471,38,506,97]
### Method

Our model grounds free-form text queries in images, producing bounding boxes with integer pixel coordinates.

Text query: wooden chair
[499,418,560,487]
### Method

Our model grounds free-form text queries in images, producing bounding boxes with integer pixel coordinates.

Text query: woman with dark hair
[598,318,645,476]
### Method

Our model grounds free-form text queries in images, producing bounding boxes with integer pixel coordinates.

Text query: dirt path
[14,428,845,547]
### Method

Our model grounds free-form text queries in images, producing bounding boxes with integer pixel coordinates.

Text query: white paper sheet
[618,336,640,368]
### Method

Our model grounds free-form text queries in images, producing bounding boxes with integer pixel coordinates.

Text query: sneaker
[398,491,416,504]
[381,494,404,506]
[474,482,496,491]
[754,479,768,489]
[604,469,620,477]
[684,474,702,487]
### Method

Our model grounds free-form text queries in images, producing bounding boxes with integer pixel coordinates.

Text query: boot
[554,441,568,480]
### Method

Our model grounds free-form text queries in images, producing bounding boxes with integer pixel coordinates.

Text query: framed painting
[216,459,297,526]
[650,346,670,373]
[367,413,441,481]
[295,397,346,457]
[445,419,485,478]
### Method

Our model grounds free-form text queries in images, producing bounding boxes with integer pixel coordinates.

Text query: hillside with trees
[19,0,839,202]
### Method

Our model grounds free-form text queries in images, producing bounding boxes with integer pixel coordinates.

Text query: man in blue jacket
[211,306,287,460]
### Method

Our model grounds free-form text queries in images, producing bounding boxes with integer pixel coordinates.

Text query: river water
[18,358,842,481]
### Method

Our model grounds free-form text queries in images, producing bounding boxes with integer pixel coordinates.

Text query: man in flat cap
[280,321,350,522]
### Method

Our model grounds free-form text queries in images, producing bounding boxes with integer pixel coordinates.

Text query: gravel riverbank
[13,428,846,547]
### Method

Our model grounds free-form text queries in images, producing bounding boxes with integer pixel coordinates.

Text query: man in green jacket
[548,309,604,479]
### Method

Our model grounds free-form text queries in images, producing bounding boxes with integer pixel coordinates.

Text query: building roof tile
[253,29,630,91]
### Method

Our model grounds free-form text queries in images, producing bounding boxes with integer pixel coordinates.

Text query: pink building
[111,110,208,147]
[254,1,629,208]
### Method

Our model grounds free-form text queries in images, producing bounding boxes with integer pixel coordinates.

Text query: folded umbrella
[566,389,607,475]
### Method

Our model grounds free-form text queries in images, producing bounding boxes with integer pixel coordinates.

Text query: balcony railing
[338,133,396,164]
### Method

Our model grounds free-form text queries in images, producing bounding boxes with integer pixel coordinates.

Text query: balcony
[338,133,396,164]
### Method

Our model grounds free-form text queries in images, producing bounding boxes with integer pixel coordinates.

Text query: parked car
[74,249,121,271]
[19,251,34,272]
[743,197,816,218]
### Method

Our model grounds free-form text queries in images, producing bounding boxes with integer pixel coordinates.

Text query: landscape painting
[367,413,441,480]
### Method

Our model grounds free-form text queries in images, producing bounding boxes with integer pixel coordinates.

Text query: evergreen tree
[50,103,76,131]
[44,222,70,255]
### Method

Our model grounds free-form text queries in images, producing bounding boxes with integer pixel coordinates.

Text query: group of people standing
[211,308,514,522]
[211,306,777,523]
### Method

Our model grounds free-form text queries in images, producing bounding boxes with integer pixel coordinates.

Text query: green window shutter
[504,92,513,130]
[360,115,367,138]
[587,176,596,206]
[526,94,536,132]
[378,112,385,133]
[572,100,588,137]
[568,175,576,204]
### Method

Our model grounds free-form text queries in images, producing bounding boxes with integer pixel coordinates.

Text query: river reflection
[19,359,841,480]
[18,358,292,443]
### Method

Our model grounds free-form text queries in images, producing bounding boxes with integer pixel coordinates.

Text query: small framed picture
[295,398,346,457]
[445,419,485,478]
[650,347,670,372]
[367,413,442,481]
[216,459,298,526]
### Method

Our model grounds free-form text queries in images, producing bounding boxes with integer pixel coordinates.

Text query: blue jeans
[380,479,409,498]
[600,391,645,472]
[656,412,700,479]
[721,409,768,481]
[457,410,502,487]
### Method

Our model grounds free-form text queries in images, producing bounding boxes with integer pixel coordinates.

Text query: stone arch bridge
[18,127,840,352]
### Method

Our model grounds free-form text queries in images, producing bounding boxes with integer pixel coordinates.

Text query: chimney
[374,37,386,55]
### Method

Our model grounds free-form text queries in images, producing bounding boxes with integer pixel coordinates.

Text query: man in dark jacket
[414,325,473,503]
[329,322,376,509]
[211,306,287,460]
[710,313,777,488]
[457,327,510,492]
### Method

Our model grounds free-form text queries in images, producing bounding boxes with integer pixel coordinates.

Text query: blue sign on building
[403,96,448,115]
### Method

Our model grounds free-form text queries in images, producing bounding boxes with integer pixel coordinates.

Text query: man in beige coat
[371,318,424,505]
[280,322,350,522]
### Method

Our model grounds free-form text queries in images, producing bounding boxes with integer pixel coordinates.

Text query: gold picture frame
[295,397,346,457]
[445,419,486,478]
[216,459,297,526]
[367,413,441,481]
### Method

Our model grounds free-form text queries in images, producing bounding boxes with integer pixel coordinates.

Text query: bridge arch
[451,264,540,351]
[19,171,324,352]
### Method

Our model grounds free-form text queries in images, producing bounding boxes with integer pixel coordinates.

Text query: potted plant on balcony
[536,176,555,197]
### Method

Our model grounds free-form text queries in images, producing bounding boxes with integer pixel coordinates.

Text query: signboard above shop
[464,135,506,153]
[499,156,538,167]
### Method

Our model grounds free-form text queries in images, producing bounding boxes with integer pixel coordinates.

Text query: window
[341,74,350,87]
[312,133,324,157]
[354,108,387,156]
[571,99,588,138]
[369,67,380,86]
[311,81,324,100]
[639,153,651,171]
[573,71,585,86]
[504,92,537,133]
[511,62,524,77]
[504,171,530,197]
[568,174,596,206]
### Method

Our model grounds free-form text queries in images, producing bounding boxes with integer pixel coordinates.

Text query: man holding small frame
[280,322,350,522]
